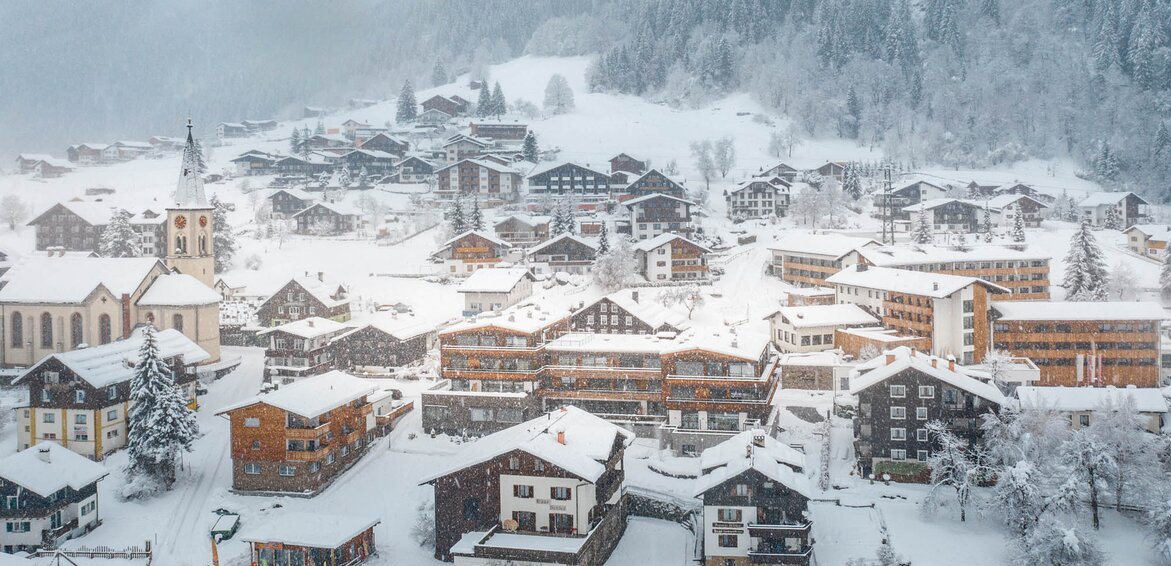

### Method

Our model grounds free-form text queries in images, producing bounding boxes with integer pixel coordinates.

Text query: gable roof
[527,233,598,256]
[527,161,611,179]
[440,230,510,250]
[856,244,1051,268]
[729,179,788,195]
[494,214,551,229]
[137,274,221,306]
[985,194,1049,211]
[333,315,434,342]
[623,193,696,207]
[291,200,363,218]
[991,301,1167,321]
[849,346,1007,405]
[270,188,319,202]
[1123,224,1171,237]
[240,512,380,549]
[632,233,711,253]
[768,233,879,259]
[257,316,350,339]
[0,256,164,304]
[1017,385,1169,414]
[700,429,806,473]
[419,406,634,484]
[581,290,690,332]
[28,201,114,226]
[1079,191,1148,207]
[441,134,491,149]
[694,436,812,499]
[766,303,879,329]
[827,265,1009,297]
[625,168,684,191]
[901,198,982,213]
[217,370,377,419]
[436,158,520,175]
[0,442,108,497]
[14,327,209,389]
[457,268,534,294]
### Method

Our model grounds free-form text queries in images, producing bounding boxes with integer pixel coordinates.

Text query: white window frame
[890,428,906,441]
[917,428,929,442]
[916,407,928,420]
[891,449,907,461]
[890,406,906,420]
[889,385,906,398]
[918,385,935,398]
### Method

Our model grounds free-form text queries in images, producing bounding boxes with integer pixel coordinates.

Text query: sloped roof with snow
[457,268,534,294]
[14,327,209,389]
[334,315,433,342]
[856,244,1050,267]
[985,194,1049,211]
[1017,386,1169,413]
[240,512,380,548]
[767,304,879,328]
[257,316,350,339]
[494,214,551,229]
[291,200,363,218]
[270,277,350,309]
[991,301,1167,321]
[442,303,566,335]
[585,290,690,331]
[729,178,788,194]
[901,198,982,213]
[827,265,1008,297]
[1079,191,1147,207]
[419,406,635,484]
[137,274,220,306]
[17,153,53,162]
[440,230,510,250]
[849,347,1007,405]
[700,429,806,473]
[632,233,711,253]
[217,371,377,419]
[270,188,319,202]
[769,233,879,259]
[623,193,696,207]
[0,442,108,497]
[0,256,164,304]
[527,233,597,256]
[527,160,610,179]
[1123,224,1171,238]
[694,444,812,499]
[28,201,113,226]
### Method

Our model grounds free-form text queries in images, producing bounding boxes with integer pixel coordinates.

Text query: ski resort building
[619,169,687,200]
[854,245,1052,301]
[432,231,512,276]
[526,162,613,204]
[632,233,711,282]
[1079,191,1149,228]
[328,316,435,374]
[434,159,524,205]
[493,215,551,247]
[457,268,536,315]
[768,234,879,288]
[624,193,696,241]
[526,234,598,275]
[0,443,108,554]
[258,317,350,383]
[725,178,792,219]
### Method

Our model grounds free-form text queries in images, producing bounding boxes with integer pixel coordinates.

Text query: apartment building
[431,231,512,276]
[768,234,879,288]
[258,317,350,383]
[855,244,1052,301]
[764,303,879,353]
[624,193,696,241]
[633,233,711,282]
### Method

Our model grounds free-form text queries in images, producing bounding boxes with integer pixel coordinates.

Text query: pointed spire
[174,117,208,208]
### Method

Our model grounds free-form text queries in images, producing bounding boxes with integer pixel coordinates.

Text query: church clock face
[199,215,208,227]
[174,215,187,229]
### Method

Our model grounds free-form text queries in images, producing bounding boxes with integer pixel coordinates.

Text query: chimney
[556,430,566,445]
[885,354,896,365]
[631,291,639,303]
[932,282,939,291]
[318,271,324,282]
[752,430,766,447]
[37,446,50,464]
[307,319,315,327]
[948,359,955,371]
[745,444,753,458]
[931,358,937,368]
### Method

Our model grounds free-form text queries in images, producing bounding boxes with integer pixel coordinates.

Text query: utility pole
[881,164,895,244]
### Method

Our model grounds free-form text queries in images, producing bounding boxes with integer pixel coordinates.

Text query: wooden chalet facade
[230,151,281,176]
[759,162,799,182]
[608,153,646,175]
[259,317,350,383]
[526,162,613,204]
[567,291,687,336]
[434,159,523,205]
[421,95,468,116]
[442,135,492,162]
[15,154,52,174]
[625,193,695,241]
[256,277,351,327]
[329,320,433,373]
[334,149,397,174]
[872,181,948,221]
[217,372,377,495]
[469,122,528,141]
[902,198,983,233]
[66,144,107,164]
[633,234,711,282]
[432,231,512,276]
[358,133,410,157]
[292,202,365,235]
[395,155,437,183]
[494,215,551,247]
[273,154,332,177]
[267,188,318,217]
[813,161,846,182]
[27,202,110,253]
[621,169,686,200]
[726,179,791,220]
[243,513,379,566]
[768,234,878,288]
[526,233,598,275]
[985,194,1049,229]
[0,443,108,554]
[1080,191,1150,228]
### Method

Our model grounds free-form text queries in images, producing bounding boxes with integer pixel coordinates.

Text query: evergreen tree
[100,208,140,258]
[522,131,539,163]
[489,82,506,119]
[843,163,863,200]
[1011,209,1026,243]
[597,222,610,255]
[1155,122,1171,157]
[1062,220,1110,301]
[289,127,302,155]
[476,85,492,119]
[469,197,484,231]
[358,166,369,188]
[431,61,448,86]
[912,208,934,244]
[448,197,467,233]
[543,74,575,114]
[301,127,312,157]
[126,325,198,490]
[983,205,994,242]
[210,195,236,272]
[338,165,352,190]
[1104,205,1121,230]
[396,80,418,123]
[190,138,207,175]
[845,86,862,139]
[314,118,324,136]
[1160,249,1171,302]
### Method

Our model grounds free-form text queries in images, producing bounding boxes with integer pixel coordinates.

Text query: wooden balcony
[285,446,330,462]
[286,421,330,440]
[748,520,813,538]
[748,545,813,565]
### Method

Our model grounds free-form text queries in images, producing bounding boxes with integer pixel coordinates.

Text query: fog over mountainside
[4,0,1170,199]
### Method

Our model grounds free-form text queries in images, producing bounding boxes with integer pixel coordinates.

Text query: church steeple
[174,117,207,208]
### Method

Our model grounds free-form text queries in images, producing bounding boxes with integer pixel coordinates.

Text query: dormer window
[75,390,85,403]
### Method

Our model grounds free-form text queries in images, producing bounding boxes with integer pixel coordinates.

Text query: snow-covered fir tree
[314,118,324,135]
[476,85,492,119]
[338,165,352,190]
[100,208,140,258]
[1160,250,1171,301]
[299,126,312,157]
[431,61,448,86]
[1062,220,1109,301]
[358,166,369,188]
[448,197,467,234]
[843,163,863,200]
[1103,205,1121,230]
[983,205,994,242]
[289,127,302,155]
[1010,210,1026,243]
[469,197,484,231]
[210,195,236,272]
[396,80,418,123]
[1149,497,1171,562]
[522,131,539,163]
[912,208,933,244]
[126,325,198,495]
[543,73,575,114]
[596,222,610,255]
[1061,429,1116,530]
[489,81,506,118]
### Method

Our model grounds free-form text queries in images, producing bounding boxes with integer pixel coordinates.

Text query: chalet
[267,188,318,217]
[1123,224,1171,259]
[984,194,1049,229]
[358,132,410,157]
[26,201,111,253]
[217,122,249,138]
[100,141,152,162]
[834,327,930,361]
[1079,191,1149,228]
[568,290,689,336]
[421,94,467,116]
[764,304,879,353]
[230,150,282,176]
[13,327,208,459]
[777,351,853,391]
[420,406,633,564]
[434,159,524,205]
[902,198,983,233]
[829,265,1009,365]
[395,155,437,183]
[457,268,535,315]
[258,317,350,383]
[469,122,528,141]
[0,443,108,554]
[128,209,167,258]
[726,179,791,220]
[431,231,512,276]
[34,158,76,179]
[329,316,435,373]
[526,162,613,204]
[242,513,380,566]
[214,277,246,300]
[334,149,397,174]
[526,233,598,275]
[759,162,800,182]
[66,143,108,165]
[1016,386,1168,433]
[872,181,948,221]
[306,134,352,150]
[633,233,711,282]
[850,347,1006,478]
[855,244,1052,301]
[15,154,52,174]
[694,430,812,566]
[767,234,879,288]
[493,215,551,247]
[992,182,1051,202]
[813,161,847,182]
[442,134,492,162]
[292,202,365,235]
[217,371,378,495]
[625,193,695,241]
[256,276,351,327]
[621,169,686,200]
[609,153,646,175]
[341,119,370,139]
[990,301,1165,387]
[418,108,454,126]
[148,136,183,151]
[275,153,334,177]
[353,127,390,145]
[965,181,999,198]
[303,106,325,118]
[241,119,278,132]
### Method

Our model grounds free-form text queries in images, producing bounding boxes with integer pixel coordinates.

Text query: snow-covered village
[4,2,1171,565]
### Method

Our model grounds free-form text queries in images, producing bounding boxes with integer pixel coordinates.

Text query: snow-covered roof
[836,327,921,343]
[17,153,53,161]
[728,178,788,194]
[291,200,363,218]
[137,274,220,306]
[240,512,380,549]
[766,304,878,329]
[585,290,690,331]
[991,301,1168,321]
[778,350,846,367]
[849,347,1007,405]
[901,198,981,213]
[527,160,610,179]
[623,193,696,207]
[457,267,534,294]
[443,303,566,335]
[785,286,835,297]
[14,327,209,389]
[856,244,1050,267]
[257,316,350,339]
[1017,386,1169,413]
[0,442,108,497]
[494,214,551,228]
[440,230,510,250]
[1079,191,1147,207]
[769,233,879,259]
[28,201,113,226]
[985,194,1049,211]
[700,429,806,473]
[71,143,108,151]
[333,315,434,342]
[827,265,1009,298]
[1124,224,1171,238]
[339,148,397,160]
[270,188,319,202]
[527,233,597,256]
[441,134,491,148]
[38,157,75,169]
[546,332,667,354]
[0,256,163,304]
[694,443,812,499]
[217,370,377,419]
[271,277,350,309]
[666,323,771,360]
[632,233,711,253]
[419,406,634,484]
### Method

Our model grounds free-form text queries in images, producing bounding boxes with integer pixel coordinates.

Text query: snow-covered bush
[410,499,435,548]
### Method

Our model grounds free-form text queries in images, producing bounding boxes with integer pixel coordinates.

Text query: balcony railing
[748,545,813,564]
[748,520,813,536]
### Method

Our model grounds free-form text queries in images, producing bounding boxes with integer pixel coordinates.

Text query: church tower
[166,119,215,288]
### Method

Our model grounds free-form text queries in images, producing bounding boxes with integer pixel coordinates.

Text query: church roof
[173,119,209,210]
[138,274,221,306]
[0,256,164,304]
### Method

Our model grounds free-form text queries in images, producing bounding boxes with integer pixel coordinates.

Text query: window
[74,414,86,425]
[463,498,481,520]
[107,409,118,422]
[251,440,261,450]
[513,511,536,531]
[244,463,261,475]
[279,464,296,477]
[43,413,55,424]
[172,314,184,333]
[40,312,54,348]
[98,314,112,344]
[9,312,22,347]
[5,522,30,533]
[891,428,907,441]
[734,483,750,497]
[470,408,493,422]
[916,407,928,420]
[718,534,739,548]
[1078,414,1090,427]
[891,449,907,461]
[717,508,742,522]
[549,512,575,533]
[75,390,85,403]
[107,385,118,401]
[918,385,935,398]
[513,484,534,498]
[508,456,520,470]
[325,452,335,465]
[889,385,906,398]
[918,450,930,461]
[890,406,906,419]
[551,486,572,500]
[70,313,83,348]
[244,417,260,428]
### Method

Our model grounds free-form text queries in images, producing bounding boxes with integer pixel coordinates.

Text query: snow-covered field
[0,54,1166,565]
